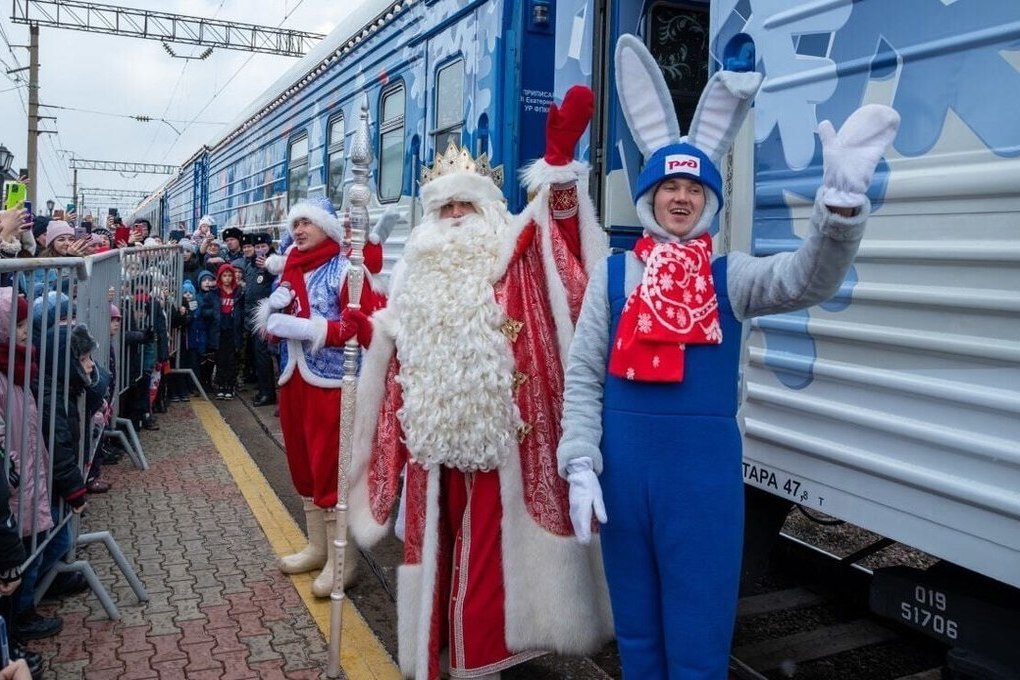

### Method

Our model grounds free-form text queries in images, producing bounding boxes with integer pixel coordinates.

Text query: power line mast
[10,0,325,204]
[10,0,326,57]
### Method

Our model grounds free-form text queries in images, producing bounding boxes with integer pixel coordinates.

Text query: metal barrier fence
[0,244,194,623]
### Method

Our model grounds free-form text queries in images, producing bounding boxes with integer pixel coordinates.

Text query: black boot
[14,607,63,640]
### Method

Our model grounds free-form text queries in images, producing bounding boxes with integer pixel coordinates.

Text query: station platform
[26,395,400,679]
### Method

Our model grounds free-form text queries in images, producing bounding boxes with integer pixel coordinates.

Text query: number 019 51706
[900,586,958,640]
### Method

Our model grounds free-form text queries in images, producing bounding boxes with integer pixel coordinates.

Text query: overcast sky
[0,0,367,215]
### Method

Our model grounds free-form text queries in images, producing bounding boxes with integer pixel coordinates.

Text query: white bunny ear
[614,34,682,158]
[687,70,763,166]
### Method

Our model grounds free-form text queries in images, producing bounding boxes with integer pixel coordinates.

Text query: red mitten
[544,85,595,166]
[342,308,373,348]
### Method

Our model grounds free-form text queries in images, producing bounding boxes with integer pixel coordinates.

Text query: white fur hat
[420,172,504,216]
[286,197,343,244]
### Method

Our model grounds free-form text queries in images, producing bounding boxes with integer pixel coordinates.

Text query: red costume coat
[350,184,613,679]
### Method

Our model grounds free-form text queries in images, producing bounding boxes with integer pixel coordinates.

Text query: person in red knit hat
[348,87,613,680]
[254,196,387,598]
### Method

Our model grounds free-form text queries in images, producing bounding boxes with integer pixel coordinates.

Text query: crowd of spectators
[0,203,280,679]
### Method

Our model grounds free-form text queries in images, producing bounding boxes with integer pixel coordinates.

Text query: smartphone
[108,207,118,217]
[66,203,75,213]
[3,181,26,210]
[74,227,87,238]
[22,200,32,225]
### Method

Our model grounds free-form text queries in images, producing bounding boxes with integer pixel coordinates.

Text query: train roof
[207,0,400,152]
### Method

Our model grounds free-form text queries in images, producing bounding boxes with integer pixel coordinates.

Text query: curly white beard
[391,212,521,472]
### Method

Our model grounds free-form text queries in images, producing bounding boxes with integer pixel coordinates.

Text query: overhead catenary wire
[161,0,309,161]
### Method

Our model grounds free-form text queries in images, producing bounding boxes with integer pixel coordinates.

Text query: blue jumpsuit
[600,253,743,680]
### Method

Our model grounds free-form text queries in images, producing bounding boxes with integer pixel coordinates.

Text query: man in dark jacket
[242,233,277,405]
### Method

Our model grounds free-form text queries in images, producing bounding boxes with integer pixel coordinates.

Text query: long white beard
[392,213,520,472]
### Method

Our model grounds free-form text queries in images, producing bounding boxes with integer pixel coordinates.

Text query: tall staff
[328,94,371,678]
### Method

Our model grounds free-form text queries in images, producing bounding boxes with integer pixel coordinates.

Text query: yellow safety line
[192,399,401,680]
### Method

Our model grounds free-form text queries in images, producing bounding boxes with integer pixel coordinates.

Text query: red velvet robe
[350,184,614,679]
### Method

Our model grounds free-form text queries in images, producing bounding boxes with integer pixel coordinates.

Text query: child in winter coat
[557,36,899,680]
[193,270,220,391]
[214,263,243,399]
[167,282,194,402]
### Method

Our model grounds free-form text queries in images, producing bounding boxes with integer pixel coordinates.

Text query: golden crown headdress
[420,141,504,189]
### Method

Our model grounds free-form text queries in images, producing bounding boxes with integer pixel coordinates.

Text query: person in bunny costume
[558,35,900,679]
[253,196,388,598]
[348,87,613,680]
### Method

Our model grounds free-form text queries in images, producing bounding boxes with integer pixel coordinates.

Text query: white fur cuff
[264,254,287,275]
[308,315,328,353]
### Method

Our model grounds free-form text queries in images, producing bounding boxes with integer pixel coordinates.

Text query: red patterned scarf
[279,239,342,318]
[608,233,722,382]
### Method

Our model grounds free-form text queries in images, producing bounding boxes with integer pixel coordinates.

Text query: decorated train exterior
[137,0,1019,667]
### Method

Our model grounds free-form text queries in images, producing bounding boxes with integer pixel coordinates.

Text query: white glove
[266,313,319,342]
[566,457,607,544]
[267,285,294,311]
[819,104,900,208]
[368,207,400,245]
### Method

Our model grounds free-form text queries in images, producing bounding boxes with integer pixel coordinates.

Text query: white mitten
[566,457,607,545]
[368,207,400,245]
[187,300,198,311]
[267,285,295,311]
[266,313,322,344]
[819,104,900,208]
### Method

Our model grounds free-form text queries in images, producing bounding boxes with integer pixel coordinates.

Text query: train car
[139,0,1018,671]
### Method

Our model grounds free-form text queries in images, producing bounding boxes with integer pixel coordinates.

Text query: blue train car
[137,2,1020,666]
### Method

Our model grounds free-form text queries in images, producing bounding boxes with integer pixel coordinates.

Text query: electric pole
[26,24,38,205]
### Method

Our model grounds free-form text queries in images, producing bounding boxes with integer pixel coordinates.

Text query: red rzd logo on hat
[664,154,701,175]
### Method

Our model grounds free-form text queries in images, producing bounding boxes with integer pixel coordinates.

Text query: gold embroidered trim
[500,318,524,343]
[511,371,529,392]
[516,423,533,443]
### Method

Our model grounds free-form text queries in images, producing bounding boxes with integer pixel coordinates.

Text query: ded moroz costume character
[253,196,386,598]
[348,87,613,680]
[557,35,900,679]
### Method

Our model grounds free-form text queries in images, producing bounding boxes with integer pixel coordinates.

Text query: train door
[589,0,712,248]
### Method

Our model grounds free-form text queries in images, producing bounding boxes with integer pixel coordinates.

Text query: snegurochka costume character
[557,35,900,680]
[254,196,387,598]
[348,87,613,680]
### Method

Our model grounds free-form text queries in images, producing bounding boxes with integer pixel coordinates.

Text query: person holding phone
[0,207,31,258]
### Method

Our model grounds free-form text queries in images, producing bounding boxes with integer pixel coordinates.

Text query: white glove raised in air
[566,457,607,545]
[819,104,900,208]
[267,285,295,311]
[368,207,400,245]
[266,313,321,343]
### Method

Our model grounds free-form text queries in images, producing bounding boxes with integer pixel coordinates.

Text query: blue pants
[599,416,743,680]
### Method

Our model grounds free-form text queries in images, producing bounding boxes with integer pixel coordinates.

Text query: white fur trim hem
[397,564,421,678]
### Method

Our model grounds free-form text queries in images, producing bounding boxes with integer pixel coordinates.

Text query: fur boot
[311,510,358,597]
[278,498,327,574]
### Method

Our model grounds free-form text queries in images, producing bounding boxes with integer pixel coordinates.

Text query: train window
[432,58,464,152]
[327,114,346,208]
[287,134,309,209]
[645,2,710,132]
[378,83,406,203]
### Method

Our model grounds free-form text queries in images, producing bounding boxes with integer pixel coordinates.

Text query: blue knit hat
[181,280,196,296]
[634,142,723,212]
